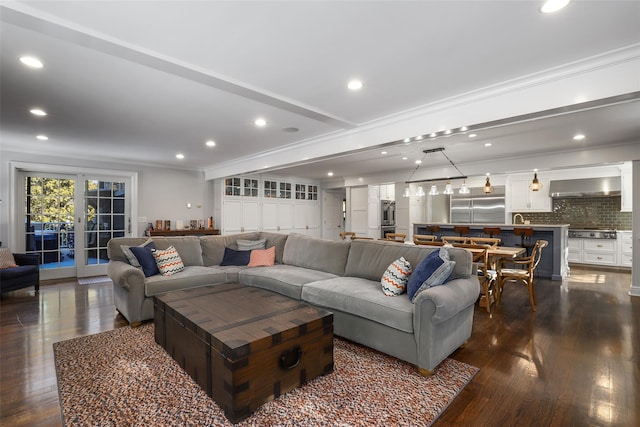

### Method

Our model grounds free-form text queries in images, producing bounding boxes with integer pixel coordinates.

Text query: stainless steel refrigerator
[450,186,505,224]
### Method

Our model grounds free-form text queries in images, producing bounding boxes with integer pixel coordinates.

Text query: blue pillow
[129,245,160,277]
[220,247,251,266]
[407,248,456,302]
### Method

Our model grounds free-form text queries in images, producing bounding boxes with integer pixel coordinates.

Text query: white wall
[630,160,640,297]
[0,150,211,246]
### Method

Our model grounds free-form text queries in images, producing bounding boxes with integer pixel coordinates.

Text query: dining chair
[469,237,501,247]
[384,233,406,243]
[441,236,469,244]
[496,239,548,311]
[340,231,356,240]
[451,243,496,313]
[351,236,374,240]
[413,234,437,245]
[426,225,441,239]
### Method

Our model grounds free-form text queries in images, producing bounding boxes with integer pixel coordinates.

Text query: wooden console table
[149,229,220,237]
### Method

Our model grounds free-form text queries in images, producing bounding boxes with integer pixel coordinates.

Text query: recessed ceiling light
[402,157,408,160]
[460,126,468,131]
[30,108,46,116]
[403,138,411,143]
[573,134,586,141]
[444,129,452,135]
[327,172,334,177]
[176,153,185,159]
[206,140,216,147]
[20,56,43,68]
[484,142,492,147]
[469,133,477,138]
[415,160,422,165]
[254,118,267,127]
[36,135,48,140]
[347,80,363,91]
[381,151,387,155]
[429,132,437,138]
[540,0,571,14]
[415,135,423,140]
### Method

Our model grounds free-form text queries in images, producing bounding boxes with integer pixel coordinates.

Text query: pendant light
[416,186,426,197]
[402,186,411,197]
[443,181,454,195]
[458,180,470,194]
[529,171,542,191]
[483,175,493,194]
[428,185,439,196]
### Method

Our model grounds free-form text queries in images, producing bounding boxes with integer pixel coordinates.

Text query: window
[295,184,306,200]
[224,178,241,196]
[243,178,259,197]
[307,185,318,201]
[279,182,291,199]
[264,180,278,198]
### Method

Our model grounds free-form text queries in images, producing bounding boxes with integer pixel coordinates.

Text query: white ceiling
[1,1,639,183]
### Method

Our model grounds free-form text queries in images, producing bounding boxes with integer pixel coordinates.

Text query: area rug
[77,276,112,285]
[54,324,478,427]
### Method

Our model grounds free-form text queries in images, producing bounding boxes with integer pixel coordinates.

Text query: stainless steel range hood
[549,177,621,198]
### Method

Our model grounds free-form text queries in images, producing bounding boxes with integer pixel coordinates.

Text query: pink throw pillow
[0,248,19,269]
[248,246,276,267]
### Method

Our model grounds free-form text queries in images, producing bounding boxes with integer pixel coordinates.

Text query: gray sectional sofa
[107,232,480,373]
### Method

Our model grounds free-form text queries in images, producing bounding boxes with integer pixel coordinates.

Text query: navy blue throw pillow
[407,248,456,302]
[220,247,251,266]
[129,245,160,277]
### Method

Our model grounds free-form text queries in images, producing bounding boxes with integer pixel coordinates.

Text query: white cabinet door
[278,202,294,234]
[508,178,551,212]
[618,232,632,267]
[241,200,261,232]
[568,238,582,263]
[261,200,279,232]
[582,239,617,266]
[222,199,243,233]
[293,202,319,236]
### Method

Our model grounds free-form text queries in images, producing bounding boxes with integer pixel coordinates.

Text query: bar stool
[426,225,441,239]
[514,227,534,256]
[483,227,501,238]
[453,226,470,237]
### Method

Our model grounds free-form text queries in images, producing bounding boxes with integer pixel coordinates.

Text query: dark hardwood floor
[1,266,638,426]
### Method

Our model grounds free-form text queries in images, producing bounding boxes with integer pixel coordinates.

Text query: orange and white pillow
[0,248,19,269]
[248,246,276,267]
[381,257,412,296]
[152,245,184,276]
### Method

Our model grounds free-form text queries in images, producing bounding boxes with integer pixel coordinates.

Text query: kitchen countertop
[413,223,570,229]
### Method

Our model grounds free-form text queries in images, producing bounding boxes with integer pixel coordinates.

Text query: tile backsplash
[514,196,632,230]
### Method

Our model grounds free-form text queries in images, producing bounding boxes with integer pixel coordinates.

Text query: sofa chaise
[107,232,480,373]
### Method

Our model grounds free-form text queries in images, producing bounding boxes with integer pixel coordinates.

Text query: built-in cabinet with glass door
[220,176,319,236]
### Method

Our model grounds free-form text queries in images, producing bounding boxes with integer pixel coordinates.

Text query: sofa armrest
[107,260,145,291]
[413,277,480,327]
[13,253,40,266]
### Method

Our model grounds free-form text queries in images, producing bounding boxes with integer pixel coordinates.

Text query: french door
[19,170,132,279]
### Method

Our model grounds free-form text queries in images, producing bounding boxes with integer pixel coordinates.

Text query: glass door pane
[24,175,76,274]
[79,179,128,276]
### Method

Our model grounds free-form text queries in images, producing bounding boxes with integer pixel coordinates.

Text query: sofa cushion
[153,245,185,276]
[282,233,350,276]
[220,247,251,266]
[248,246,276,267]
[239,265,338,300]
[151,236,204,267]
[381,257,412,296]
[200,232,288,266]
[345,240,472,281]
[144,266,234,296]
[302,277,414,333]
[129,246,160,277]
[237,238,267,251]
[0,248,18,269]
[407,248,455,302]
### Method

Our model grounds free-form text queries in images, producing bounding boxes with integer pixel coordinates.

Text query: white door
[76,176,131,278]
[322,191,344,240]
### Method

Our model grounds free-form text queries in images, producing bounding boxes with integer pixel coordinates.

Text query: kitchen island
[413,223,569,280]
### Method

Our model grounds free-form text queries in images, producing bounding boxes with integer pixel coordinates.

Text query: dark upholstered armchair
[1,253,40,293]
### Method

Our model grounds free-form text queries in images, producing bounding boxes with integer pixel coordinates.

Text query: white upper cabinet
[379,183,395,201]
[507,177,551,212]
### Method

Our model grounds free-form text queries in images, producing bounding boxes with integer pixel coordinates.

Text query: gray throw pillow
[121,238,154,268]
[236,238,267,251]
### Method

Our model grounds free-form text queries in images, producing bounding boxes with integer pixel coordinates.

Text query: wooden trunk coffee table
[153,283,334,423]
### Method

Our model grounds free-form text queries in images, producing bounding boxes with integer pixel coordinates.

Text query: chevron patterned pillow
[381,257,412,296]
[152,245,184,276]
